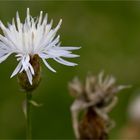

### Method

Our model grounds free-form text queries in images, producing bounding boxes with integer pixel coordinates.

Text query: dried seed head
[69,72,129,140]
[69,71,129,106]
[18,54,41,92]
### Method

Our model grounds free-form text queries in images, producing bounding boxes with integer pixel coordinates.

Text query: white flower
[0,8,80,85]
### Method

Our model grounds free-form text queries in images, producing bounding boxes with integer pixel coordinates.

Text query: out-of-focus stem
[26,92,32,140]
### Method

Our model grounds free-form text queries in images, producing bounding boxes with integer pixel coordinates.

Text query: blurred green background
[0,1,139,139]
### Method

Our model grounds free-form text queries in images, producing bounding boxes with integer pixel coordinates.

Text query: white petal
[54,19,62,32]
[37,11,43,27]
[42,13,48,26]
[42,58,56,73]
[16,11,22,32]
[21,55,30,71]
[61,53,80,58]
[45,35,60,50]
[26,69,33,85]
[10,61,22,78]
[0,53,11,63]
[59,46,81,50]
[0,34,16,50]
[53,57,77,66]
[38,53,48,59]
[26,8,32,28]
[36,19,61,52]
[47,48,79,58]
[29,63,35,75]
[0,20,8,35]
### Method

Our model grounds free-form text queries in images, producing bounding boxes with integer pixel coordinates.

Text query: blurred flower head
[69,72,130,140]
[0,8,80,85]
[69,71,127,105]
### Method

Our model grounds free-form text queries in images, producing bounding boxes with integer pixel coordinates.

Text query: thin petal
[37,11,43,27]
[53,57,77,66]
[42,13,48,26]
[0,53,11,63]
[26,69,33,85]
[42,58,56,73]
[10,61,22,78]
[26,8,31,28]
[54,19,62,32]
[21,55,30,71]
[16,11,22,32]
[61,53,80,58]
[59,47,81,50]
[29,63,35,75]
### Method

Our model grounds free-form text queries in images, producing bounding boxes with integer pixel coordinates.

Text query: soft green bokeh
[0,1,139,139]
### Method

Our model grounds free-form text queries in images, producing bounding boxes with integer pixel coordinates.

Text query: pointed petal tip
[27,8,30,12]
[72,46,82,50]
[30,81,33,85]
[71,63,78,66]
[27,79,33,85]
[74,54,80,57]
[26,8,30,17]
[42,59,56,73]
[50,19,53,25]
[74,46,81,50]
[28,77,33,85]
[10,72,16,79]
[16,11,19,16]
[60,19,62,23]
[56,19,62,28]
[10,75,13,79]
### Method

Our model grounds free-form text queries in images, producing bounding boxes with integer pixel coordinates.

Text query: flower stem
[26,92,32,140]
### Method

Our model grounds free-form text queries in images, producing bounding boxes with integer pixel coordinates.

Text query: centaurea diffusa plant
[0,8,80,139]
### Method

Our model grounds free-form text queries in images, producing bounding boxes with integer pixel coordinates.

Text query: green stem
[26,92,32,140]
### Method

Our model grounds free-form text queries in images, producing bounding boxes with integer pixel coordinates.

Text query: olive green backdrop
[0,1,139,139]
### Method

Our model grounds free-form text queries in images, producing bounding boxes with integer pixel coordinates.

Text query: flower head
[69,71,128,102]
[0,8,80,86]
[69,72,130,139]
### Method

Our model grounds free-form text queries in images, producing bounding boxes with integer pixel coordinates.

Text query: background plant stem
[26,92,32,140]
